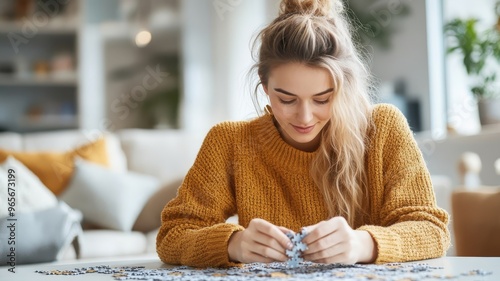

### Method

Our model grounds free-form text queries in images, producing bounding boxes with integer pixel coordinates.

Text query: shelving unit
[0,0,80,133]
[101,0,182,130]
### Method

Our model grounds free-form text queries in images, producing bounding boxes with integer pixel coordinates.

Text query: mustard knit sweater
[156,104,450,267]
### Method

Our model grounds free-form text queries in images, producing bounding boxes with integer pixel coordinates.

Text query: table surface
[1,256,499,280]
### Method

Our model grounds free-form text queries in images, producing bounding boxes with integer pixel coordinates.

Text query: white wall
[178,0,214,133]
[370,0,432,131]
[212,0,268,122]
[180,0,273,134]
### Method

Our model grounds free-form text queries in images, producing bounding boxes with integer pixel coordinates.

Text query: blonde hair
[251,0,373,226]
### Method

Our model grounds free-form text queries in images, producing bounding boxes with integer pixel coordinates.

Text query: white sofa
[0,129,205,261]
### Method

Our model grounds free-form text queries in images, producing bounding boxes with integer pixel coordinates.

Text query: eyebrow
[274,88,334,96]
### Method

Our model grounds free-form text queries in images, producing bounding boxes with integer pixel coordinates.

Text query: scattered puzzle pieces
[34,262,493,281]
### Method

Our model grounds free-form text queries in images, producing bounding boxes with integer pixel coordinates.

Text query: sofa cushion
[61,158,160,231]
[0,137,109,195]
[0,156,58,218]
[22,130,127,172]
[0,201,82,264]
[118,129,203,183]
[133,178,183,232]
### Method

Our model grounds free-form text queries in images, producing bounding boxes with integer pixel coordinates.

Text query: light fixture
[135,30,152,47]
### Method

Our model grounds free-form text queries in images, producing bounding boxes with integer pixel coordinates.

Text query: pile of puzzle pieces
[35,262,492,280]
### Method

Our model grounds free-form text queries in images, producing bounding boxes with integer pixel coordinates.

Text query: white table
[1,256,499,280]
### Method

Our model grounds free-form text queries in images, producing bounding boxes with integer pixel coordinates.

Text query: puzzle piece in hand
[295,241,307,252]
[285,228,308,268]
[286,249,301,259]
[287,256,304,268]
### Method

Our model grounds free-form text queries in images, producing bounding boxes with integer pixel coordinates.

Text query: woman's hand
[228,218,293,263]
[301,216,377,264]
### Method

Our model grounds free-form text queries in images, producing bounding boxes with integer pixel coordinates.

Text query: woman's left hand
[301,216,377,264]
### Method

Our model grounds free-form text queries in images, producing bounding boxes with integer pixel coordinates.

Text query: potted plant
[141,55,181,129]
[445,13,500,126]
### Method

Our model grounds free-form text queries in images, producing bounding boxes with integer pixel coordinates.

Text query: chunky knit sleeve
[156,123,244,268]
[359,104,450,263]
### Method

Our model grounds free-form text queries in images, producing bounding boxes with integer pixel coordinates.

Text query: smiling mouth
[292,124,315,134]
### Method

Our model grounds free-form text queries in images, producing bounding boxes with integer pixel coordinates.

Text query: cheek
[271,107,290,124]
[269,100,293,119]
[316,107,332,122]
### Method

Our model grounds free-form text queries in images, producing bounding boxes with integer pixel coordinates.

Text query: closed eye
[314,99,330,105]
[279,98,296,105]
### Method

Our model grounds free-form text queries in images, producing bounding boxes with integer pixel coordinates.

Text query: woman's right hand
[228,218,293,263]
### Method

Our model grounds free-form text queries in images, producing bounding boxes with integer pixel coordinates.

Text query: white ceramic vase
[478,98,500,126]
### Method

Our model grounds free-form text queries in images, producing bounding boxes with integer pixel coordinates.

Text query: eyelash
[278,99,330,105]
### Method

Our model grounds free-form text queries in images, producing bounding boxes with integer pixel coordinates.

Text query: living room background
[0,0,499,264]
[0,0,497,136]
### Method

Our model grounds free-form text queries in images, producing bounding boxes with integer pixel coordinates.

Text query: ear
[259,76,269,95]
[262,83,269,95]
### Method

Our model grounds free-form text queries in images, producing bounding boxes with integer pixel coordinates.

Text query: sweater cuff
[357,225,401,264]
[202,223,245,267]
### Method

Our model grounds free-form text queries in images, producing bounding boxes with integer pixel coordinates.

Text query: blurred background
[0,0,499,258]
[0,0,499,135]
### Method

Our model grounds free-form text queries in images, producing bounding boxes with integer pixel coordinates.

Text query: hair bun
[279,0,341,17]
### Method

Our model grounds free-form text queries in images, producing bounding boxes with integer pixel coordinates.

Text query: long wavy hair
[250,0,373,226]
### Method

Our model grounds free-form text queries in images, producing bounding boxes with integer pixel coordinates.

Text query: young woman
[156,0,449,268]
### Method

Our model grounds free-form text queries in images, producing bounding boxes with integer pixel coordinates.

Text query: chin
[290,134,319,144]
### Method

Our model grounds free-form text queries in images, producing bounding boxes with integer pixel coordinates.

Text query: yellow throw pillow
[0,138,109,195]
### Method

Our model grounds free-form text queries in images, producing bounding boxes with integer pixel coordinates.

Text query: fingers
[247,241,289,262]
[300,217,359,264]
[303,229,344,256]
[236,217,365,265]
[302,217,347,246]
[253,235,289,260]
[239,219,293,263]
[303,242,350,263]
[251,219,294,251]
[278,226,294,234]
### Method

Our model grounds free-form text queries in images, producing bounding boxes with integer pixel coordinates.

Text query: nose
[297,102,313,125]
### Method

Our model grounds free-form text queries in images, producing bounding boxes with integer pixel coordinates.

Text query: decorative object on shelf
[457,152,482,190]
[25,104,44,121]
[50,51,76,80]
[14,56,30,78]
[0,63,14,75]
[34,60,50,77]
[495,158,500,175]
[0,1,16,21]
[15,0,33,20]
[445,3,500,126]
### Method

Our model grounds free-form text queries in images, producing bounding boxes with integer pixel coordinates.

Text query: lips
[292,124,315,134]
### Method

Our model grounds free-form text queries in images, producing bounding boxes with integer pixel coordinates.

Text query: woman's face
[263,62,334,152]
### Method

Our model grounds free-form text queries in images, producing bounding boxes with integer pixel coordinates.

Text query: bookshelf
[0,0,80,133]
